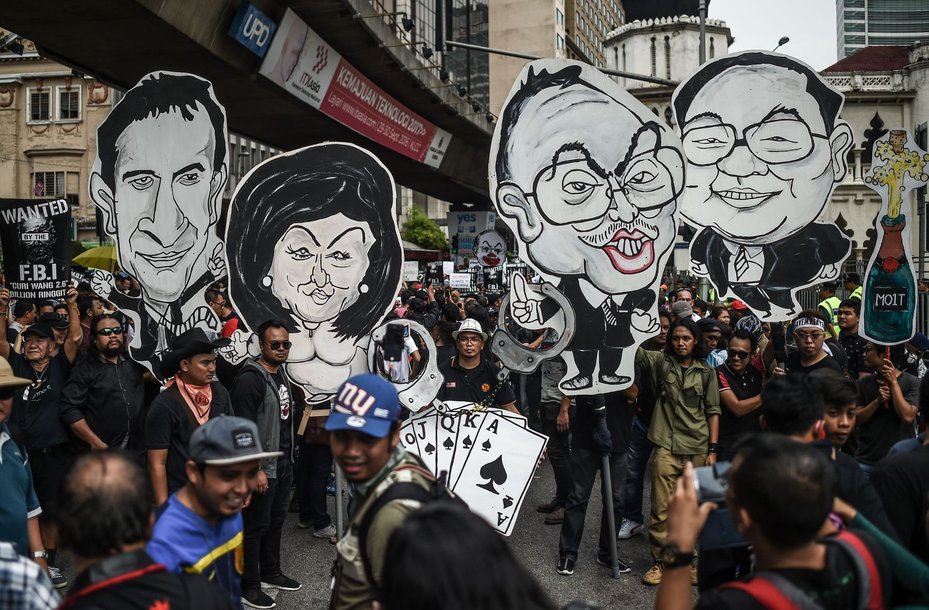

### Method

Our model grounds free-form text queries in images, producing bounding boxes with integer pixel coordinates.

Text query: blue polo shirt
[147,493,243,608]
[0,423,42,556]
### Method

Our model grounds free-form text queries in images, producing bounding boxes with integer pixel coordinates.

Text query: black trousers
[541,403,572,505]
[297,443,333,530]
[558,448,625,561]
[242,457,293,590]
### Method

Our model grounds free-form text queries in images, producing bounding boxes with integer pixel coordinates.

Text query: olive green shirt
[636,348,720,455]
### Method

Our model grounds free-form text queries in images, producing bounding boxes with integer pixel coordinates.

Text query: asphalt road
[269,462,661,610]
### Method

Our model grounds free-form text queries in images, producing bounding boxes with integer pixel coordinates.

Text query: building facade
[837,0,929,59]
[822,44,929,273]
[0,39,113,242]
[487,0,623,113]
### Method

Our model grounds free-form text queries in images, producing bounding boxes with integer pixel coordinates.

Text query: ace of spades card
[452,412,547,536]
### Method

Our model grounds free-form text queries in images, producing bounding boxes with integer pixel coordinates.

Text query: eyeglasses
[531,144,684,226]
[794,331,824,342]
[96,327,125,336]
[457,336,483,344]
[682,118,826,167]
[727,349,751,360]
[268,341,292,350]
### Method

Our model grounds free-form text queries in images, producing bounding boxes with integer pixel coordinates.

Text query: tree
[401,207,447,251]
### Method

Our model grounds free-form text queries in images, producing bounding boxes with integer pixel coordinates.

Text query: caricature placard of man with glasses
[491,60,683,393]
[672,51,854,321]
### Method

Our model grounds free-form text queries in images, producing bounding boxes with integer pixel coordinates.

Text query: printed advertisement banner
[259,9,451,168]
[0,198,71,299]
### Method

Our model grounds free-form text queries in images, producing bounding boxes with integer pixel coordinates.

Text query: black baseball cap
[188,416,282,466]
[21,323,55,340]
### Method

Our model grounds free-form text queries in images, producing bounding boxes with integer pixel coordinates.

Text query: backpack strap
[830,531,882,610]
[357,481,436,592]
[719,572,822,610]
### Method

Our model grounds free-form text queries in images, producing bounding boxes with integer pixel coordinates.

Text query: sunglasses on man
[96,327,125,336]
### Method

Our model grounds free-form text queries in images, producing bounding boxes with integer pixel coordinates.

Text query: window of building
[622,43,626,71]
[27,88,50,123]
[56,86,81,122]
[709,37,715,59]
[650,37,656,77]
[664,36,671,79]
[556,8,564,25]
[557,35,565,50]
[32,171,64,198]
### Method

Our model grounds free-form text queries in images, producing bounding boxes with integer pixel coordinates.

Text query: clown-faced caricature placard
[672,51,854,321]
[474,229,506,268]
[88,71,229,380]
[489,59,682,395]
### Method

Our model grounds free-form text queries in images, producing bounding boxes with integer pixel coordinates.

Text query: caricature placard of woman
[225,143,402,402]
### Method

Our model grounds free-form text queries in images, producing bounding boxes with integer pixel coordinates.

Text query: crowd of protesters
[2,267,929,610]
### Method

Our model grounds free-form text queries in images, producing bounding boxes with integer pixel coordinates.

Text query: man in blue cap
[327,373,438,610]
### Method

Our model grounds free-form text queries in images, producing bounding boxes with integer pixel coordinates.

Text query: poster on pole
[860,130,929,344]
[0,198,72,299]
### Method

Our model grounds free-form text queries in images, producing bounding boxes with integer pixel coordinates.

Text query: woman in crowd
[635,318,720,586]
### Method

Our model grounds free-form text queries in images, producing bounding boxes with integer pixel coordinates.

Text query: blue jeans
[621,416,654,525]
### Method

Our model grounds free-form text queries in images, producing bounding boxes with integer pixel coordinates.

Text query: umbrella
[73,245,118,272]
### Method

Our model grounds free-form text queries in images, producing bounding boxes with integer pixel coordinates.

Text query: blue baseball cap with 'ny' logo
[325,374,401,438]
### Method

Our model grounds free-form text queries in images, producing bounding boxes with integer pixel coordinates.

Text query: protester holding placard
[0,284,81,589]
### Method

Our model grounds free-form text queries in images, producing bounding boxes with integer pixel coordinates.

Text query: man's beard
[101,345,123,359]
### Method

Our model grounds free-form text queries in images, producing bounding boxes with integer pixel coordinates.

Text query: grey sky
[709,0,838,70]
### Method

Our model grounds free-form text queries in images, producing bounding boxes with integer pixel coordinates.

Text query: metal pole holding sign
[601,455,620,579]
[335,464,346,538]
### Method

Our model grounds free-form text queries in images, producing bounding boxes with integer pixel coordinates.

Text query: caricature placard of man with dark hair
[673,51,853,320]
[491,60,682,393]
[88,71,229,379]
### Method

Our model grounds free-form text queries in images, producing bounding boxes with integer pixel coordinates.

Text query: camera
[693,461,731,504]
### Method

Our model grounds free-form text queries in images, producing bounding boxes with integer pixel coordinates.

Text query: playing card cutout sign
[489,59,681,396]
[860,130,929,344]
[400,403,546,536]
[672,51,854,321]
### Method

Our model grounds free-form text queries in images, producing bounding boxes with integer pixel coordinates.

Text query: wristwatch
[659,542,694,569]
[31,550,48,559]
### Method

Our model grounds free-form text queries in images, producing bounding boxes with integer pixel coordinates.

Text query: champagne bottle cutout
[862,130,929,344]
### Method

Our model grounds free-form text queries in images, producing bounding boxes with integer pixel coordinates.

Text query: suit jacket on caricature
[692,223,850,311]
[109,271,218,381]
[538,277,655,351]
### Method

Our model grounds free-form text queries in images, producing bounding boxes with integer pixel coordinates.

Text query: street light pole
[698,0,706,65]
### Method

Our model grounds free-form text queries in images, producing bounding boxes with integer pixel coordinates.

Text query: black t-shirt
[8,350,73,450]
[823,443,900,541]
[716,359,764,452]
[871,444,929,564]
[571,389,634,454]
[437,356,516,408]
[695,531,891,610]
[840,331,869,379]
[855,373,918,465]
[436,344,457,366]
[785,351,843,376]
[269,368,292,457]
[145,384,233,495]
